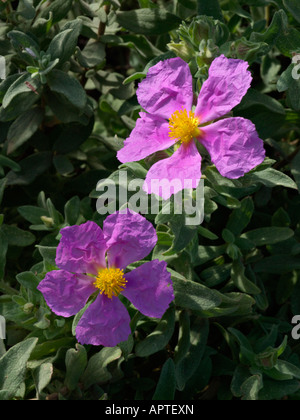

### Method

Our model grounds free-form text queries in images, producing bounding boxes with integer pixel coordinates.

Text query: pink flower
[37,211,174,347]
[117,55,266,200]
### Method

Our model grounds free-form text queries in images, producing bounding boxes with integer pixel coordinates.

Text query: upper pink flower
[117,55,266,200]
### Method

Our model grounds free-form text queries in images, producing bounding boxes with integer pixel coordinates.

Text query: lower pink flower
[37,211,174,347]
[117,55,266,200]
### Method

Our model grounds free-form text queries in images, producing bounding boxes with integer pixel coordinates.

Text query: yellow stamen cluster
[94,268,127,299]
[168,109,201,144]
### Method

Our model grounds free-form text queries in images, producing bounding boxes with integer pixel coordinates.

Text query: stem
[0,280,19,295]
[265,5,270,26]
[273,143,300,170]
[98,4,111,39]
[0,339,6,358]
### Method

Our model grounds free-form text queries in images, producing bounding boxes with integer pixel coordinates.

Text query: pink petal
[117,112,174,163]
[76,294,131,347]
[122,260,174,318]
[103,210,157,270]
[195,55,252,124]
[56,221,107,275]
[136,57,194,119]
[37,270,95,317]
[200,117,266,178]
[143,141,202,200]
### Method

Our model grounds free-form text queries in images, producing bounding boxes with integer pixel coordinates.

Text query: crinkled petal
[122,260,174,318]
[37,270,95,317]
[117,112,174,163]
[76,294,131,347]
[103,210,157,270]
[200,117,266,178]
[56,221,107,275]
[136,57,194,120]
[195,55,252,124]
[143,141,202,200]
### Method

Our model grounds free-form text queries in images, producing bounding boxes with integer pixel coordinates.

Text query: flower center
[93,268,127,299]
[168,109,201,144]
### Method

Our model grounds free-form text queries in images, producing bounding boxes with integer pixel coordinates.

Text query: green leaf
[0,155,21,172]
[36,245,57,267]
[0,337,38,399]
[30,337,75,360]
[258,379,300,400]
[250,9,300,57]
[78,41,106,67]
[40,0,73,24]
[81,346,122,389]
[197,0,223,20]
[277,28,300,57]
[283,0,300,23]
[231,260,261,295]
[64,196,80,226]
[277,64,293,93]
[231,37,269,63]
[7,107,44,154]
[2,73,40,109]
[65,344,88,391]
[0,178,7,208]
[231,365,251,398]
[156,209,198,254]
[152,358,176,400]
[272,207,291,228]
[53,155,74,175]
[116,9,181,35]
[197,225,218,240]
[44,91,92,125]
[32,363,53,398]
[53,118,94,154]
[203,291,255,318]
[18,206,49,225]
[273,360,300,380]
[222,228,235,244]
[241,374,263,401]
[7,30,39,54]
[0,390,12,400]
[244,168,298,190]
[135,306,175,357]
[5,152,52,186]
[1,225,35,247]
[254,325,278,354]
[175,319,209,391]
[254,255,300,274]
[201,263,232,287]
[123,72,146,85]
[47,70,87,111]
[0,230,8,280]
[226,197,254,236]
[291,150,300,191]
[250,10,286,47]
[106,0,120,6]
[174,310,191,364]
[18,0,36,20]
[171,271,222,313]
[47,20,82,65]
[241,227,294,246]
[229,328,255,364]
[16,271,40,292]
[255,335,288,370]
[277,64,300,111]
[0,92,39,123]
[193,244,227,266]
[236,88,286,115]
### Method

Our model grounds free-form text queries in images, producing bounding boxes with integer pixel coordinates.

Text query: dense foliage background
[1,0,300,401]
